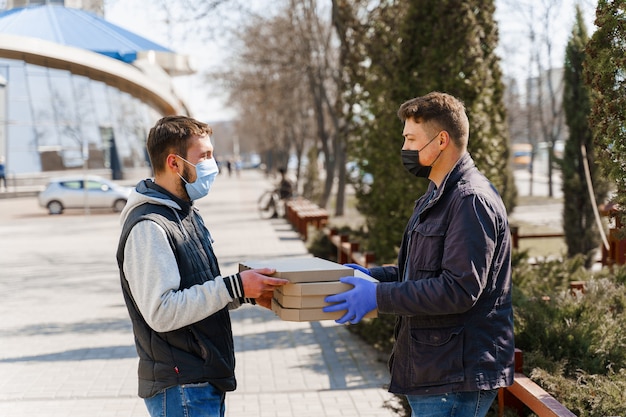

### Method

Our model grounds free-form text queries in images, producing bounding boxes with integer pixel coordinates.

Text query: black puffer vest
[117,200,236,399]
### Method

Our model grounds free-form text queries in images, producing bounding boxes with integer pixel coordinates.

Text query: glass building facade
[0,58,160,177]
[0,1,191,181]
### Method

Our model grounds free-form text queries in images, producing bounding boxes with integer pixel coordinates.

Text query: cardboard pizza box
[278,269,378,296]
[274,289,329,309]
[238,256,353,283]
[271,297,378,322]
[278,280,354,296]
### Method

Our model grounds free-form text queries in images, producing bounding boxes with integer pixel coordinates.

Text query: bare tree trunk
[503,0,568,198]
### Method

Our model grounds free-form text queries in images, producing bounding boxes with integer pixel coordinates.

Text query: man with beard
[117,115,288,417]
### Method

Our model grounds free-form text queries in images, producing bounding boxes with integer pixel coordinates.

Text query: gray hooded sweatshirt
[119,179,245,333]
[117,179,248,398]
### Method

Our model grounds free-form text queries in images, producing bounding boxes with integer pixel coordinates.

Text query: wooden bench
[326,228,376,266]
[285,198,329,241]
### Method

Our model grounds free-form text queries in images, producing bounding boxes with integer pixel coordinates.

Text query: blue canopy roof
[0,5,172,63]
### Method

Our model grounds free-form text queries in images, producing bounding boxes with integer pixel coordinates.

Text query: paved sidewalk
[0,169,398,417]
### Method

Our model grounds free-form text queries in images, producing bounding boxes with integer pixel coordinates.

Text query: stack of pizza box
[238,256,378,322]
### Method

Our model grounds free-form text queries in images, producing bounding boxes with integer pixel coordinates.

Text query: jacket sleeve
[376,194,498,316]
[369,265,400,282]
[123,219,236,332]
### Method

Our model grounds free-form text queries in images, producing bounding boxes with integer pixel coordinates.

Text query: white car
[38,175,131,215]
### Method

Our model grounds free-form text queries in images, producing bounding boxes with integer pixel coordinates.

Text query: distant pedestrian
[116,115,289,417]
[226,159,232,177]
[277,167,293,200]
[0,156,6,191]
[267,167,294,219]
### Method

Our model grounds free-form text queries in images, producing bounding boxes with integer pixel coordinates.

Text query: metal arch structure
[0,33,188,116]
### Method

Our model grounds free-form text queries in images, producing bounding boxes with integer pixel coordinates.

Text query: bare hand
[255,291,274,310]
[240,268,289,299]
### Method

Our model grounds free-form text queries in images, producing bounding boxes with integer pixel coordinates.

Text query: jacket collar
[425,153,474,206]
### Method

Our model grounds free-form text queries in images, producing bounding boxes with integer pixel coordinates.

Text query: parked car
[38,175,131,215]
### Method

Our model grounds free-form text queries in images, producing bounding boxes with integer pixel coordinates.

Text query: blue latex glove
[344,263,371,276]
[323,276,377,324]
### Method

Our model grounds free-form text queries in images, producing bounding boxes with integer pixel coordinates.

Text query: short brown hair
[397,92,469,148]
[146,116,212,174]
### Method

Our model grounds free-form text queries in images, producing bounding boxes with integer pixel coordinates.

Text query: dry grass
[512,195,567,259]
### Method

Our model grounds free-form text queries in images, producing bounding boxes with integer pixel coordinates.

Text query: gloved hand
[323,276,377,324]
[344,263,371,276]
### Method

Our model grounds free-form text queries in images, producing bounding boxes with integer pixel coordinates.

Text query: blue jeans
[144,382,225,417]
[406,389,498,417]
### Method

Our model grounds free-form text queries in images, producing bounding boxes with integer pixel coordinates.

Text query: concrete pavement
[0,169,398,417]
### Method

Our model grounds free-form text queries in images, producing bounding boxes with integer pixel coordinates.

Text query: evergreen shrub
[510,254,626,415]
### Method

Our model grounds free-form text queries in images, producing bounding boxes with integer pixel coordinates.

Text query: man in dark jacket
[325,92,514,416]
[117,116,288,417]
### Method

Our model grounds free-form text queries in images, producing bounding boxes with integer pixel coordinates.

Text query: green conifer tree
[585,0,626,228]
[354,0,515,262]
[563,6,609,267]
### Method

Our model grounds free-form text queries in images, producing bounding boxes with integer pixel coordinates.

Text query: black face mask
[401,149,432,178]
[401,132,441,178]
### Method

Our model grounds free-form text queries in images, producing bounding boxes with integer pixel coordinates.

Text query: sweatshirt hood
[120,179,183,225]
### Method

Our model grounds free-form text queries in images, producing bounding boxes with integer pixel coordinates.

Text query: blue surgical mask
[176,155,219,200]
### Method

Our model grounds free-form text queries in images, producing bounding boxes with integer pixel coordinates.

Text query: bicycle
[257,189,285,219]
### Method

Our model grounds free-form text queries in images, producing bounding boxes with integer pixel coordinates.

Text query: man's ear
[439,131,450,148]
[166,154,179,171]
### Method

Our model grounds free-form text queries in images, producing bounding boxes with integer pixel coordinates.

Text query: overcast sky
[105,0,598,123]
